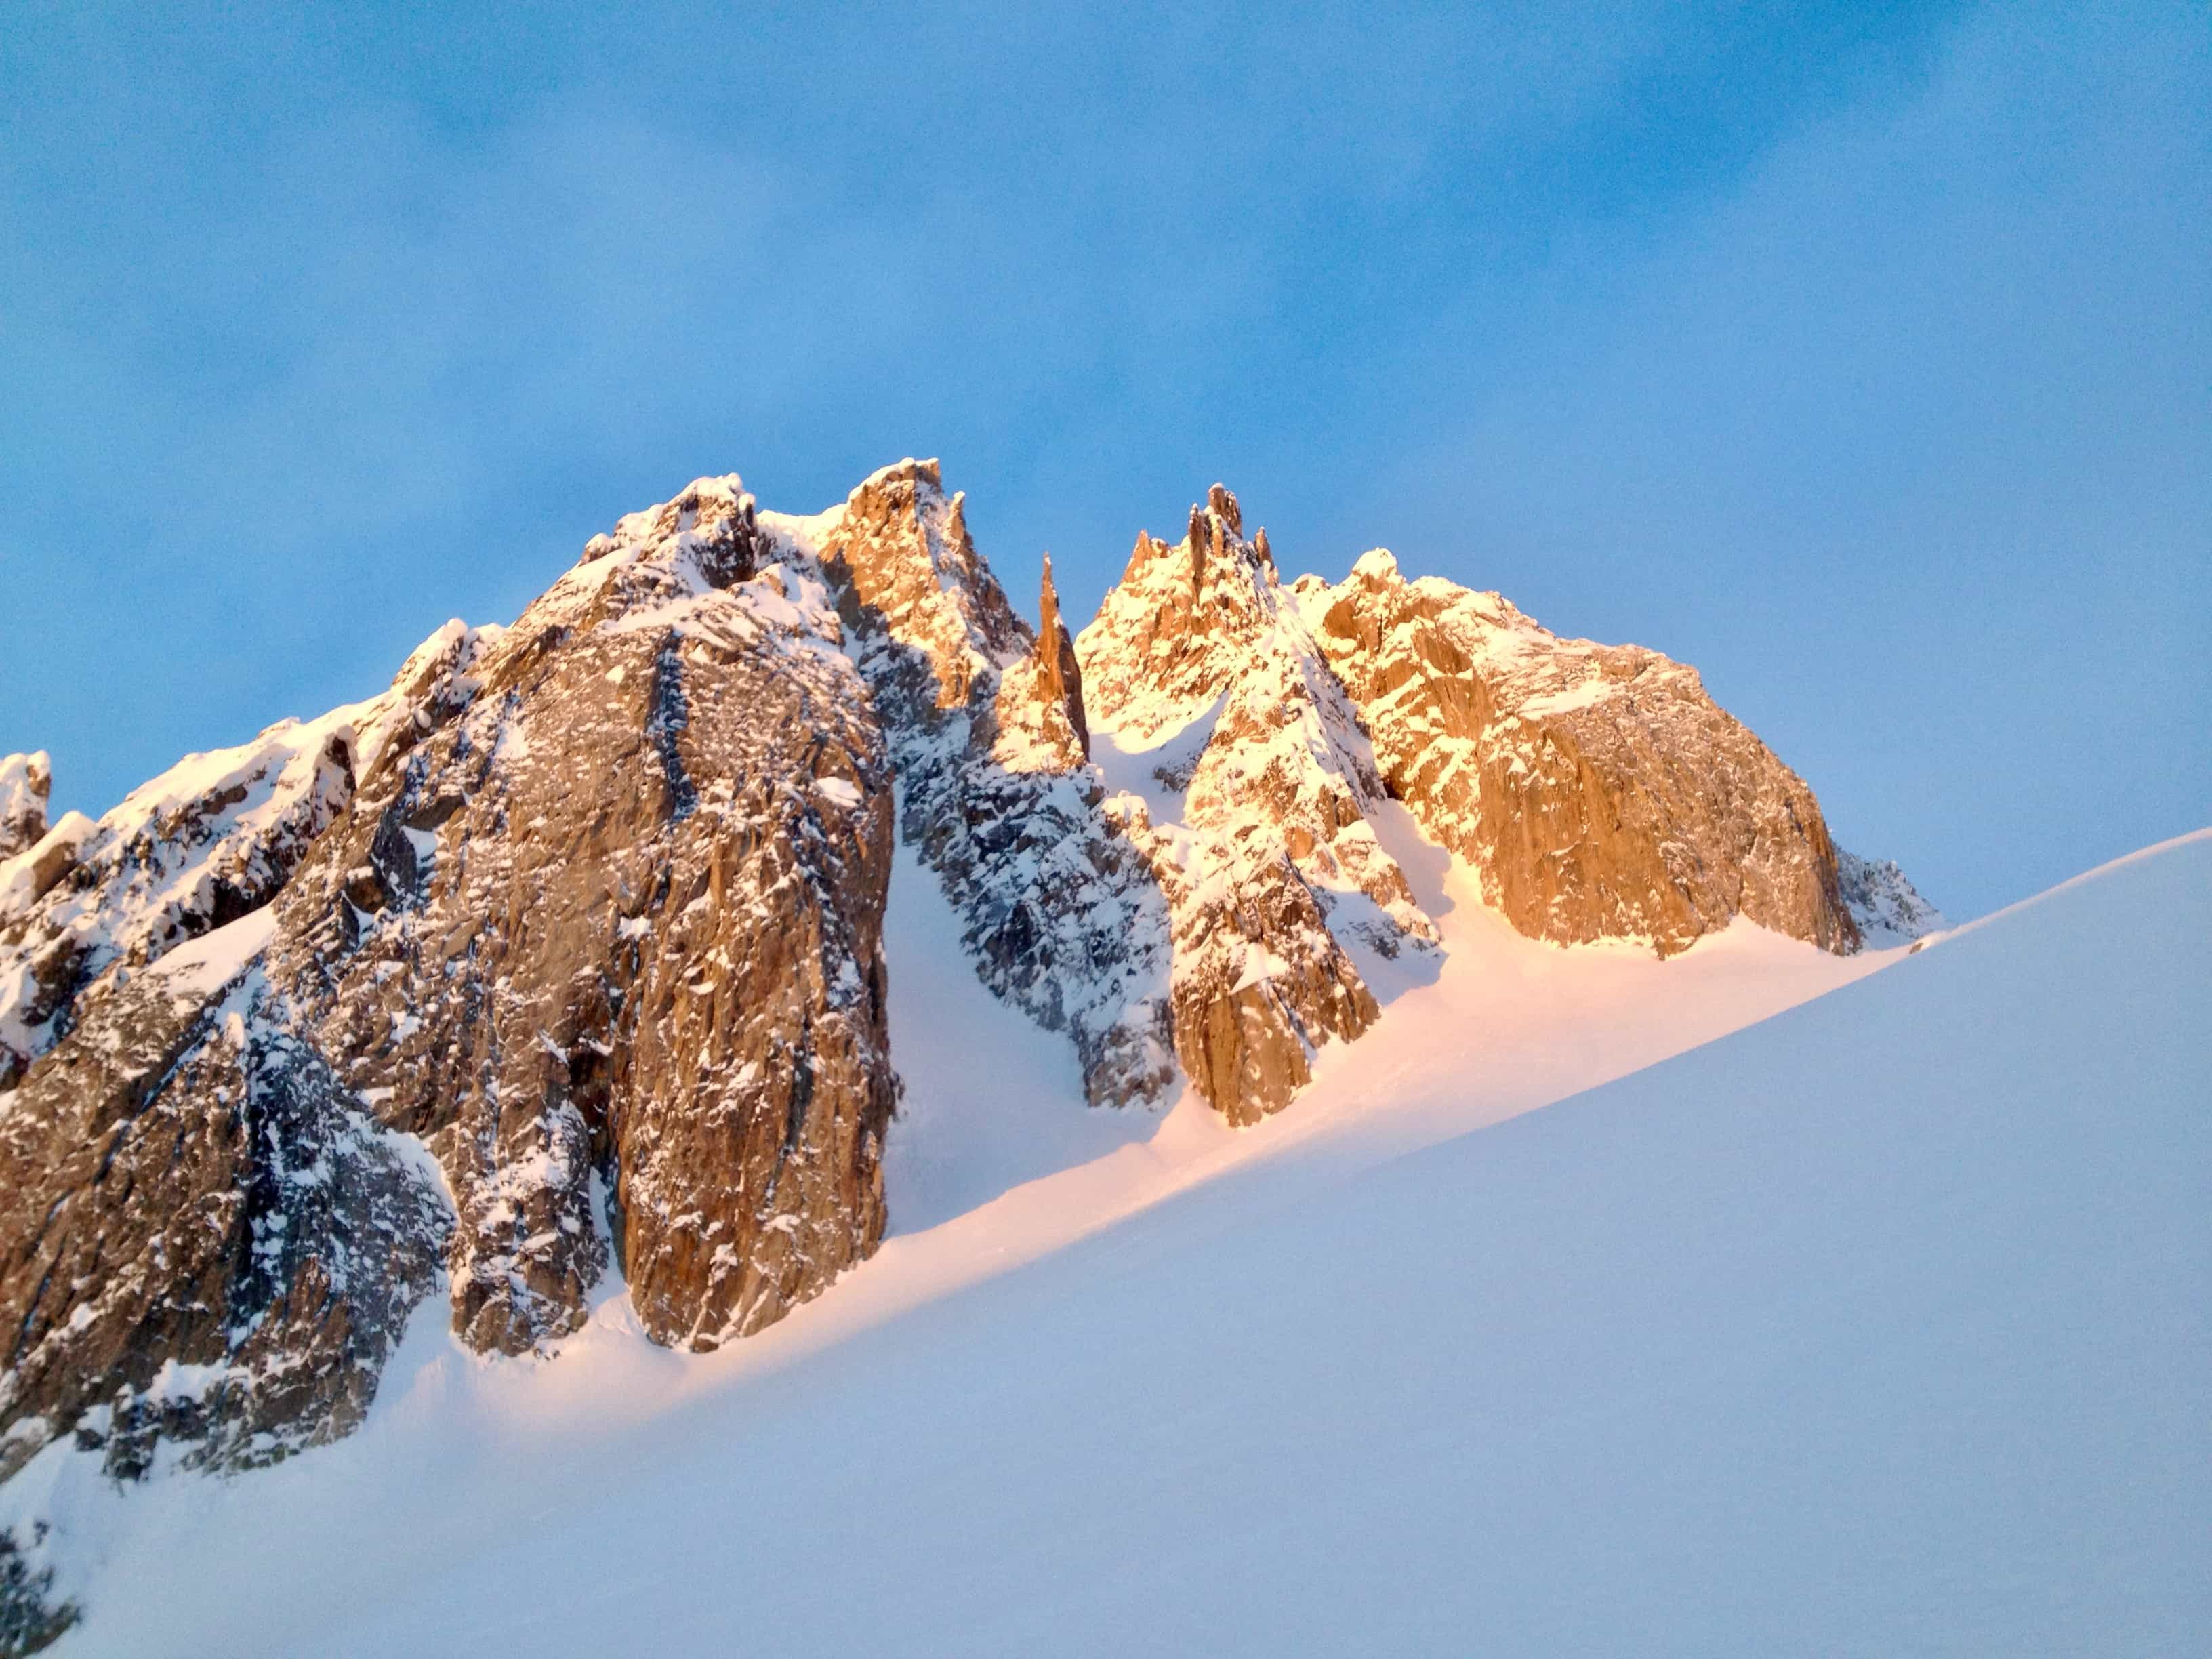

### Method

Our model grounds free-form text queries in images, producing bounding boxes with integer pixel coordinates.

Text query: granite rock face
[260,478,899,1355]
[1,477,900,1490]
[1292,548,1860,956]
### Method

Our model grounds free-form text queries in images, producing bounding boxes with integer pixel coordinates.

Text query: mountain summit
[0,464,1937,1642]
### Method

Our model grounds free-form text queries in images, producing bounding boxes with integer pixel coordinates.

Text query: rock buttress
[1296,550,1860,956]
[266,477,900,1352]
[0,476,905,1492]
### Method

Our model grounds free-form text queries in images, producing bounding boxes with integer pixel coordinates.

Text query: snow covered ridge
[0,463,1941,1639]
[0,626,495,1092]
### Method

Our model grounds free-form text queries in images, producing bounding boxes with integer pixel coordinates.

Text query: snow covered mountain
[7,818,2203,1658]
[0,463,1962,1651]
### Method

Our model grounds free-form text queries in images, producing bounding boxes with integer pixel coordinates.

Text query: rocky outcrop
[1104,800,1382,1125]
[0,819,92,993]
[1294,549,1860,956]
[1076,487,1433,1124]
[0,944,449,1486]
[0,643,480,1090]
[1837,848,1944,947]
[1,476,901,1487]
[1,1522,75,1656]
[0,758,48,863]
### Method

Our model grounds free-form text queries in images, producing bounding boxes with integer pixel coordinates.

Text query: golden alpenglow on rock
[0,466,1934,1503]
[1295,547,1859,956]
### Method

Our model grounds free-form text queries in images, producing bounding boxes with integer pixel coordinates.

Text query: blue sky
[3,2,2206,918]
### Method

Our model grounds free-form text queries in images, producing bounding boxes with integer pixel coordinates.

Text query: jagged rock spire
[765,472,1173,1111]
[1082,483,1288,741]
[1035,553,1090,759]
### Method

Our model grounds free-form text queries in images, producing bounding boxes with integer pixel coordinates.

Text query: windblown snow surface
[9,827,2207,1656]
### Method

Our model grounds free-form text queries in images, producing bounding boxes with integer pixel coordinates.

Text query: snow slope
[11,831,2207,1654]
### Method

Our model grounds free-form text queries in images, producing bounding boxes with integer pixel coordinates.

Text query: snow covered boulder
[0,755,49,861]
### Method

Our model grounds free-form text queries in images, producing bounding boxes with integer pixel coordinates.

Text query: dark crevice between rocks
[647,634,697,821]
[565,980,626,1279]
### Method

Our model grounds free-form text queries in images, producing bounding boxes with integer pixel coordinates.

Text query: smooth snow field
[9,830,2207,1656]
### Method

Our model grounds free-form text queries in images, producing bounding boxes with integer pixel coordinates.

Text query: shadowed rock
[0,958,447,1489]
[765,464,1175,1112]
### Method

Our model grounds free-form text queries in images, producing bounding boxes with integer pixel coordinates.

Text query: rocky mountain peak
[1347,546,1399,586]
[1000,552,1090,766]
[1086,485,1288,743]
[580,474,761,588]
[1076,489,1442,1123]
[792,457,1029,711]
[0,456,1940,1582]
